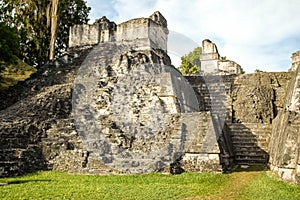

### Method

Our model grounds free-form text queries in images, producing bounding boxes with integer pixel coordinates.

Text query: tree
[0,0,90,67]
[49,0,59,60]
[240,67,245,74]
[0,22,19,63]
[178,47,202,75]
[255,69,264,73]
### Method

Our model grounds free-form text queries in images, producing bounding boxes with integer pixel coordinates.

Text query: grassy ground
[0,59,36,90]
[0,167,299,200]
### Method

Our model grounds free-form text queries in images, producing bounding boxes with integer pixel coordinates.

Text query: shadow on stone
[227,123,271,171]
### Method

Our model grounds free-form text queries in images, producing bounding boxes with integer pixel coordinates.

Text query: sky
[85,0,300,73]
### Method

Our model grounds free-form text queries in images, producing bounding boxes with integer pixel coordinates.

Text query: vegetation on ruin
[1,167,299,200]
[0,22,36,89]
[255,69,265,73]
[0,59,36,90]
[178,47,202,75]
[0,0,90,88]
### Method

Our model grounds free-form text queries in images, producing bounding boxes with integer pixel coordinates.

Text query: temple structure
[69,11,168,51]
[200,39,242,75]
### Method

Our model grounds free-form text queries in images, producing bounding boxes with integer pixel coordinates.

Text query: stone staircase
[227,123,271,165]
[185,75,273,167]
[185,75,235,123]
[0,45,95,177]
[182,112,223,173]
[0,124,46,177]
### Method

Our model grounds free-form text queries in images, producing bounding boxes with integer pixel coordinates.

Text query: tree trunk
[49,0,58,60]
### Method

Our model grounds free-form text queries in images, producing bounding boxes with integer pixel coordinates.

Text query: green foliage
[55,0,90,57]
[178,47,201,75]
[1,170,300,199]
[255,69,265,73]
[0,0,90,67]
[0,22,19,63]
[0,57,36,89]
[240,67,246,74]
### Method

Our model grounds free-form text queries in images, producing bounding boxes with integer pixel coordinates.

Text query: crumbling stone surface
[232,72,292,123]
[0,84,74,177]
[269,110,300,184]
[0,46,93,111]
[269,65,300,185]
[181,112,224,173]
[69,11,168,51]
[200,39,242,75]
[0,39,200,176]
[72,40,201,173]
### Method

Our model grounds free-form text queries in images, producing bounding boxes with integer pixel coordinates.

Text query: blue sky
[86,0,300,73]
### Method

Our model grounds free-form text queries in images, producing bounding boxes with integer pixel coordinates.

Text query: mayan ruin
[0,10,300,188]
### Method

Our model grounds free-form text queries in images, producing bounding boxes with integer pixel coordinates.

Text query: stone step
[227,123,272,129]
[234,151,268,156]
[0,138,30,149]
[204,104,227,109]
[232,143,268,150]
[235,155,268,161]
[0,161,21,177]
[228,125,272,130]
[230,131,270,136]
[0,149,26,160]
[232,141,268,147]
[0,132,31,138]
[0,160,20,164]
[202,100,227,104]
[196,88,227,92]
[229,127,272,132]
[233,146,265,151]
[229,131,271,137]
[231,136,268,141]
[231,137,268,143]
[233,144,269,151]
[235,159,268,164]
[231,133,269,138]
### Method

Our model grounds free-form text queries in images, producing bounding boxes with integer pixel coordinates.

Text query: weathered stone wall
[231,72,292,123]
[69,24,101,47]
[218,60,241,75]
[115,18,167,51]
[200,39,242,75]
[181,112,235,173]
[184,75,236,172]
[185,73,293,172]
[269,66,300,184]
[69,17,117,47]
[290,51,300,71]
[200,40,220,73]
[69,11,167,51]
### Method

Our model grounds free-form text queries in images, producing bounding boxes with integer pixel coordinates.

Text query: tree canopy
[0,0,90,67]
[178,47,202,75]
[0,22,19,63]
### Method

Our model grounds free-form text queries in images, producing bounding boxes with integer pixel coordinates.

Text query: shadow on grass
[233,164,269,172]
[3,179,52,186]
[0,76,18,90]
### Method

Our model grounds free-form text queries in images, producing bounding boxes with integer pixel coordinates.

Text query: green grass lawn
[0,168,299,200]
